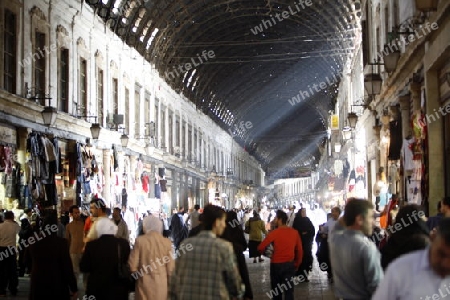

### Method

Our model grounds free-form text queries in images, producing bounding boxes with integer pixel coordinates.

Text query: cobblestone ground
[245,250,336,300]
[10,251,335,300]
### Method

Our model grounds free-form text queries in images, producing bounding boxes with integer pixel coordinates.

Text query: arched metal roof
[85,0,362,177]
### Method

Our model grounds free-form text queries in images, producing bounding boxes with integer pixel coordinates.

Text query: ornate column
[425,70,444,215]
[164,106,169,152]
[171,111,176,154]
[184,119,189,159]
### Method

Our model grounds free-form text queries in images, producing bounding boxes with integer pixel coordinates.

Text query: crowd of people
[1,195,449,299]
[323,196,450,300]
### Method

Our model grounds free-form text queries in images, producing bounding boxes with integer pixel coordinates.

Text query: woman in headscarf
[221,210,253,300]
[80,217,130,300]
[380,204,430,270]
[293,208,315,280]
[245,211,267,263]
[129,214,174,300]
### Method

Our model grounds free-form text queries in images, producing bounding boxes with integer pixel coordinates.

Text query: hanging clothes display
[348,170,356,192]
[4,162,19,198]
[388,120,402,160]
[404,111,426,205]
[141,172,149,193]
[154,172,161,199]
[160,179,167,192]
[401,137,415,172]
[154,183,161,199]
[112,146,119,170]
[343,159,350,179]
[406,178,422,205]
[121,188,128,208]
[388,163,399,194]
[26,132,60,207]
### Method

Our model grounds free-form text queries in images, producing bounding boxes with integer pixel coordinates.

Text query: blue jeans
[270,261,296,300]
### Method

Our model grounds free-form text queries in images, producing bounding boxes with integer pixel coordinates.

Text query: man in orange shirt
[258,210,303,300]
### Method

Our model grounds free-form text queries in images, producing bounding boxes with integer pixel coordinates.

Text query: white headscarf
[142,215,163,234]
[96,217,118,237]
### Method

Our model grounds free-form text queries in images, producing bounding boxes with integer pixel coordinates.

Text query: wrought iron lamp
[364,73,383,95]
[347,112,358,129]
[41,106,57,126]
[382,48,401,73]
[73,115,101,140]
[90,123,101,139]
[117,127,129,148]
[120,133,129,148]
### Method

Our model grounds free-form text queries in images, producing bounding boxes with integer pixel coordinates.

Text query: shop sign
[0,125,16,145]
[330,115,339,130]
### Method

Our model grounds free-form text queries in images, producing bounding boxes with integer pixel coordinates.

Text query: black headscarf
[293,210,315,245]
[221,210,247,253]
[381,204,430,269]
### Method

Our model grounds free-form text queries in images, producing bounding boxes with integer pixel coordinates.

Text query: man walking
[187,204,201,231]
[0,211,20,297]
[85,198,108,242]
[286,205,296,227]
[317,206,341,281]
[169,205,243,299]
[170,207,188,250]
[329,198,383,300]
[65,205,85,281]
[373,217,450,299]
[258,210,303,300]
[112,207,129,241]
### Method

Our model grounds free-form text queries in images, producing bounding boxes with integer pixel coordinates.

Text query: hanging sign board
[0,125,16,145]
[330,115,339,131]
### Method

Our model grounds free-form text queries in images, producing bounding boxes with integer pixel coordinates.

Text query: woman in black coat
[221,210,253,300]
[18,217,33,276]
[293,208,315,280]
[26,209,77,300]
[80,217,130,300]
[380,204,430,270]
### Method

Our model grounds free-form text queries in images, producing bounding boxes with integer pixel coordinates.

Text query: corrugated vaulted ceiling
[85,0,362,177]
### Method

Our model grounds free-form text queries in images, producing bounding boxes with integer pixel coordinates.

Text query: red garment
[258,226,303,268]
[84,216,92,235]
[380,198,398,229]
[379,235,388,250]
[141,175,149,193]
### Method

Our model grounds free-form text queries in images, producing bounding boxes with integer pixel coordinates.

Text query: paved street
[8,250,335,300]
[245,251,336,300]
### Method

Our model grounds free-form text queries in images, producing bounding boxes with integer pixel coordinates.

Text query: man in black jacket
[170,207,188,250]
